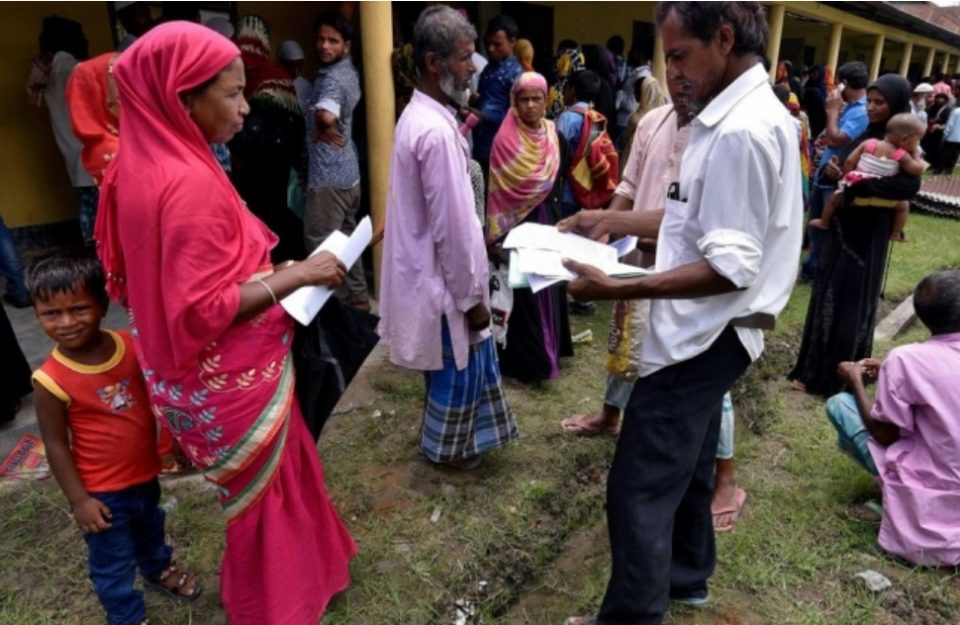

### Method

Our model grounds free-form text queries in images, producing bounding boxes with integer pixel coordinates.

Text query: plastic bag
[489,261,513,348]
[606,298,649,380]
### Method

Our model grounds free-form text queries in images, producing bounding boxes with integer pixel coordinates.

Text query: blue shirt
[556,102,588,207]
[816,96,868,186]
[473,55,522,161]
[944,107,960,143]
[307,57,361,189]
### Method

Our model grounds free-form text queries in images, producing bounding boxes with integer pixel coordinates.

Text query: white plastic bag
[489,261,513,348]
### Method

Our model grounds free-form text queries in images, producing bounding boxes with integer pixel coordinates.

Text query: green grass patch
[3,215,960,624]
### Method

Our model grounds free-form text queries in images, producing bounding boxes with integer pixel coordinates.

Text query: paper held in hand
[501,223,651,293]
[281,216,372,325]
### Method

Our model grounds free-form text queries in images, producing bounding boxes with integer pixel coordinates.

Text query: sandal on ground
[417,450,483,471]
[144,563,202,603]
[564,617,596,625]
[713,487,748,533]
[788,379,806,392]
[439,456,482,470]
[560,413,620,437]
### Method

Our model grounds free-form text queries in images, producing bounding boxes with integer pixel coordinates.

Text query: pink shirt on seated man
[834,269,960,567]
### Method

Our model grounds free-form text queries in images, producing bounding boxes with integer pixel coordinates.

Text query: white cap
[205,16,235,39]
[914,82,934,94]
[278,40,305,62]
[114,1,138,11]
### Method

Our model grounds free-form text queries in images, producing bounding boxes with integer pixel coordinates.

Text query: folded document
[502,223,651,293]
[281,216,372,325]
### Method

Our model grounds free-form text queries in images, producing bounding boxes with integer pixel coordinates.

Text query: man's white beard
[440,70,470,107]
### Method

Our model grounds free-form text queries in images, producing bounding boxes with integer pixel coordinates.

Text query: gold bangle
[255,277,278,305]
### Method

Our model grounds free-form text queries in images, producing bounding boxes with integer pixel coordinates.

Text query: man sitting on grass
[828,269,960,567]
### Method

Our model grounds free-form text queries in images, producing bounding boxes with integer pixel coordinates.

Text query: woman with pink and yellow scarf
[486,72,573,383]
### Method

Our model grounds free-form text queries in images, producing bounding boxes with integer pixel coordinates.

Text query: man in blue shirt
[305,12,368,308]
[556,70,602,218]
[472,15,522,175]
[802,61,869,282]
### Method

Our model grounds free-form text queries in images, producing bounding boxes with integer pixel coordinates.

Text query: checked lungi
[420,320,518,463]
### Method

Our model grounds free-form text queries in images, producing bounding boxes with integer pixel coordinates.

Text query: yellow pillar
[359,1,394,294]
[869,34,885,82]
[653,30,666,91]
[924,47,936,77]
[899,41,913,77]
[766,3,786,83]
[943,52,951,75]
[826,22,843,79]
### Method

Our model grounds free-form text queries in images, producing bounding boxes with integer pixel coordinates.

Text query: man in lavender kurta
[379,6,517,471]
[829,269,960,566]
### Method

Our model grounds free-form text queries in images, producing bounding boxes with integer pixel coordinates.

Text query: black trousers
[597,326,751,625]
[940,141,960,175]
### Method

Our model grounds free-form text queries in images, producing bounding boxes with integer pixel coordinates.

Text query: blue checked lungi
[420,320,518,463]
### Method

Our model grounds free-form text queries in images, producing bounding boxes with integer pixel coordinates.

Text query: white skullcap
[913,82,934,94]
[278,40,305,62]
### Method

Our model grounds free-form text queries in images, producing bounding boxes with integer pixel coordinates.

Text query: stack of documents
[501,223,651,293]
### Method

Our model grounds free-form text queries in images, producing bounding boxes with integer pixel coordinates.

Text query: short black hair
[606,35,625,56]
[772,83,790,104]
[315,11,352,42]
[655,1,767,57]
[39,15,88,59]
[571,69,602,102]
[914,270,960,335]
[27,250,109,312]
[485,14,518,41]
[837,61,868,90]
[557,39,579,52]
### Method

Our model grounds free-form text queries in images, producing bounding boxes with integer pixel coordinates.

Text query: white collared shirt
[640,63,803,377]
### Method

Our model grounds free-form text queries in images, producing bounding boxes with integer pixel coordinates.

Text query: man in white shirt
[562,3,802,624]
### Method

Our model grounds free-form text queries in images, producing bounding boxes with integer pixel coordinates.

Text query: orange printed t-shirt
[32,329,168,493]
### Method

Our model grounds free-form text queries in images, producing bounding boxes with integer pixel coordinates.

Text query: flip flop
[712,487,748,533]
[563,617,596,625]
[560,414,620,437]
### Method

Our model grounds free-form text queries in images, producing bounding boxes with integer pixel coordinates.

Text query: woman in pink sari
[95,22,356,625]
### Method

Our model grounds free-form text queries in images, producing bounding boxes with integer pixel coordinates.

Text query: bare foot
[788,379,806,392]
[564,617,596,625]
[890,231,907,242]
[809,218,828,230]
[560,411,620,436]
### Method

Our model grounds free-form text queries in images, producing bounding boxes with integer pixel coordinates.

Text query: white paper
[281,216,372,325]
[526,273,564,294]
[507,250,530,288]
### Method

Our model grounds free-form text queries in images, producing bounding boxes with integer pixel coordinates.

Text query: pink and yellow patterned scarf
[487,72,560,243]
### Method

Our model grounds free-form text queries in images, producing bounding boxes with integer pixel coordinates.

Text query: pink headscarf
[95,22,276,378]
[486,72,560,243]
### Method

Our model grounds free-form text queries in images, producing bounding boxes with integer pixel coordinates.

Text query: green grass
[2,214,960,625]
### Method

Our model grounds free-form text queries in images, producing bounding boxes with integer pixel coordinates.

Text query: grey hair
[914,269,960,335]
[413,5,477,71]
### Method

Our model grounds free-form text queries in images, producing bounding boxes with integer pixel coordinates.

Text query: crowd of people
[1,2,959,625]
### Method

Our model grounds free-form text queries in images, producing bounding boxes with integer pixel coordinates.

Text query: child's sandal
[144,563,202,603]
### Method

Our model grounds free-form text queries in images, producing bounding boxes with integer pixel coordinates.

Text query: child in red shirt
[29,252,200,625]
